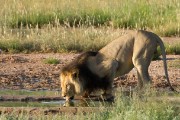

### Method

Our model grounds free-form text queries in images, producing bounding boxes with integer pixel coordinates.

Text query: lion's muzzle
[65,96,74,101]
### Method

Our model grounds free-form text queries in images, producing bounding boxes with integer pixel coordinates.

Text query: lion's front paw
[100,94,114,101]
[63,100,75,107]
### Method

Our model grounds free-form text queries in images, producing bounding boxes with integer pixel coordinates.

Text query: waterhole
[0,89,113,107]
[0,100,113,107]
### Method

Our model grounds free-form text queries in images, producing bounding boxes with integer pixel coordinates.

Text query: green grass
[153,43,180,60]
[168,59,180,69]
[43,58,60,64]
[165,43,180,55]
[0,27,179,54]
[0,89,179,120]
[0,27,117,53]
[0,0,179,53]
[0,0,179,36]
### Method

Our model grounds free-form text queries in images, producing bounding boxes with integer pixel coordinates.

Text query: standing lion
[60,30,175,102]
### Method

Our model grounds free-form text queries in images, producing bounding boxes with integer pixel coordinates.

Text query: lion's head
[60,51,101,101]
[60,69,83,101]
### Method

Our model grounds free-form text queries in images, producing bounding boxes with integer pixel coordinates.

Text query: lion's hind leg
[137,61,151,82]
[136,70,144,89]
[132,38,157,89]
[133,54,153,90]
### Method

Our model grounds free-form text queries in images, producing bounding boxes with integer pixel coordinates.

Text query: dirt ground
[0,53,179,91]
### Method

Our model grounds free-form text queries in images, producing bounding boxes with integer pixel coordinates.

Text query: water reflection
[42,98,114,107]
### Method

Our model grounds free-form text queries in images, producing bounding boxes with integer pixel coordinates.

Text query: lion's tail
[157,38,175,91]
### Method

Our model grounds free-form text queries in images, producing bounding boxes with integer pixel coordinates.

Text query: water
[0,89,121,107]
[0,99,113,107]
[0,101,59,107]
[42,99,113,107]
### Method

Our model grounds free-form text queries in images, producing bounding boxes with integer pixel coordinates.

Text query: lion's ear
[72,69,79,79]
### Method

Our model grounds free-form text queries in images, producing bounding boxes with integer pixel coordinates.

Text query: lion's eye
[72,71,78,79]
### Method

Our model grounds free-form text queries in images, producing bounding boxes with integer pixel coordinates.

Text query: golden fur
[60,30,174,101]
